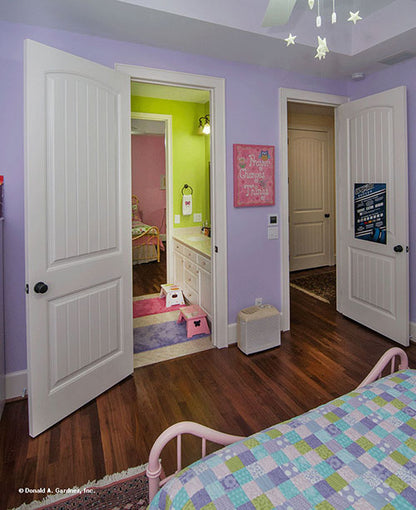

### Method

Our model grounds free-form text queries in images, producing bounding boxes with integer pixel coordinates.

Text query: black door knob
[34,282,48,294]
[324,213,330,218]
[394,245,403,253]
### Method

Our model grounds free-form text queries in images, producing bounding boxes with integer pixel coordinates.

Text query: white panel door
[25,40,133,436]
[337,87,409,346]
[289,129,333,271]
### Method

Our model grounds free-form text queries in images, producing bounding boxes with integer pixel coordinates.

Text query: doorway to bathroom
[130,84,214,368]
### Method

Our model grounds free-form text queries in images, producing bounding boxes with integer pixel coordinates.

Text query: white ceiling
[131,82,210,103]
[1,0,416,79]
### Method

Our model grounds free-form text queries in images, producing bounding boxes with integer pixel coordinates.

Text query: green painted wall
[131,95,210,228]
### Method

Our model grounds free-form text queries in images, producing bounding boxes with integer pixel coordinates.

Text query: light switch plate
[194,213,202,222]
[174,215,181,224]
[268,214,278,226]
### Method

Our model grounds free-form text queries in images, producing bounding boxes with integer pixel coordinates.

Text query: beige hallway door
[289,128,334,271]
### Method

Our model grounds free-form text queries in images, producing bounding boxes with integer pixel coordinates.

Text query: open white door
[336,86,409,346]
[25,40,133,436]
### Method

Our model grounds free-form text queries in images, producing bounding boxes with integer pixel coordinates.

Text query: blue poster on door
[354,183,387,244]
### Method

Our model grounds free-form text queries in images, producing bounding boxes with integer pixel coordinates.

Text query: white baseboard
[228,322,237,345]
[5,370,27,399]
[411,322,416,343]
[227,320,416,344]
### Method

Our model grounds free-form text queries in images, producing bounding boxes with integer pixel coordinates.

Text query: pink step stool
[177,305,210,339]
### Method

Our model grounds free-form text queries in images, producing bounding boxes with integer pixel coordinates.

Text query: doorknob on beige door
[34,282,48,294]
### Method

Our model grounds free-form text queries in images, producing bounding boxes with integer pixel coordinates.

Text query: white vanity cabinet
[173,239,212,318]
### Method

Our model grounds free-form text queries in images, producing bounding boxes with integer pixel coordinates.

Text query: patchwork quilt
[149,369,416,509]
[132,221,164,249]
[132,221,158,237]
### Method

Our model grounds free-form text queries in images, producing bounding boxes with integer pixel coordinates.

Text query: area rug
[14,465,149,510]
[134,320,210,353]
[133,297,183,318]
[290,269,336,304]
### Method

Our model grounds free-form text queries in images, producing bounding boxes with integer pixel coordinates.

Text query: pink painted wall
[131,134,166,234]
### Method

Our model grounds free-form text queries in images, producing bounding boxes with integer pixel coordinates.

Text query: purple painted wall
[347,59,416,332]
[0,19,348,373]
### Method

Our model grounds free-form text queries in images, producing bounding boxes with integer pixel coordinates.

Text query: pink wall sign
[233,144,275,207]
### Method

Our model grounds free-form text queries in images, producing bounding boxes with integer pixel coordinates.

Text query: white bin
[237,304,281,355]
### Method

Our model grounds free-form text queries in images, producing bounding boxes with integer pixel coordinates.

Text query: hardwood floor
[2,287,416,509]
[133,243,167,297]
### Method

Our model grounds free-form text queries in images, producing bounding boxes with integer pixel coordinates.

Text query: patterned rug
[290,269,336,304]
[134,320,210,353]
[133,297,183,318]
[14,465,149,510]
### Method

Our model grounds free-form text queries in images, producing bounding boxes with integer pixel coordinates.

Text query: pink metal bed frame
[132,194,162,264]
[147,347,409,502]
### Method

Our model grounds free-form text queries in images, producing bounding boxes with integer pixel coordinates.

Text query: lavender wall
[347,59,416,329]
[0,20,348,373]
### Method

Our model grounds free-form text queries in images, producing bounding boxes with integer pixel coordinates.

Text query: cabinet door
[174,252,184,287]
[199,267,212,317]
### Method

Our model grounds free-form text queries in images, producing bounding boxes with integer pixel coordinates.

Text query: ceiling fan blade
[262,0,297,26]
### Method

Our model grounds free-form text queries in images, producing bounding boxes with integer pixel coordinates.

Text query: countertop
[173,230,211,258]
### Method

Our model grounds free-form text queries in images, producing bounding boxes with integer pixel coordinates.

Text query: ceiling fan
[262,0,298,26]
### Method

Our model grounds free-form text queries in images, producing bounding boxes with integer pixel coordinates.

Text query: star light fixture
[285,33,297,46]
[348,10,362,24]
[284,0,363,62]
[315,36,329,60]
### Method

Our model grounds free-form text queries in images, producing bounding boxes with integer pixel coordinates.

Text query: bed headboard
[132,194,141,223]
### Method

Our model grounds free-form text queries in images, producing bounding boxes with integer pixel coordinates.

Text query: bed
[132,195,164,264]
[147,348,416,509]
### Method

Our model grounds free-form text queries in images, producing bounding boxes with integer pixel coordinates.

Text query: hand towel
[182,194,192,216]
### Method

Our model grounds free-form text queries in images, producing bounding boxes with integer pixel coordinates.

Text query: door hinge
[25,284,29,294]
[215,246,218,253]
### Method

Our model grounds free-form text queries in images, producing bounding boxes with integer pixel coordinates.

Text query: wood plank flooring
[133,243,166,296]
[2,287,416,509]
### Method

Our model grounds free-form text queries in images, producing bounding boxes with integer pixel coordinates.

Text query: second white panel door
[289,128,333,271]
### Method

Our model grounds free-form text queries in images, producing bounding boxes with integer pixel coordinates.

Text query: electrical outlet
[194,213,202,222]
[174,215,181,224]
[255,297,263,306]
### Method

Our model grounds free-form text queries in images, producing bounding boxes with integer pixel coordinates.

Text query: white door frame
[116,64,228,348]
[131,112,173,279]
[279,88,348,331]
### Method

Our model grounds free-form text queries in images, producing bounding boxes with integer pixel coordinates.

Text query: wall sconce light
[198,114,210,135]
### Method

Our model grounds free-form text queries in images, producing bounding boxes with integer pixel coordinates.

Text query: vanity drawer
[184,268,198,291]
[182,284,197,304]
[197,255,211,272]
[173,241,184,254]
[183,247,197,263]
[184,259,197,274]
